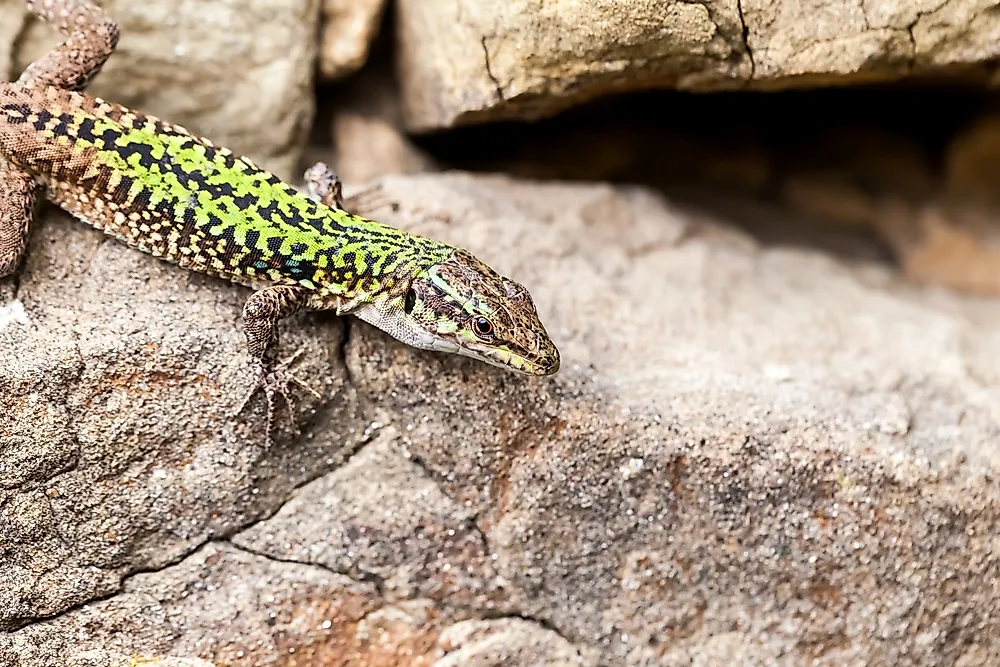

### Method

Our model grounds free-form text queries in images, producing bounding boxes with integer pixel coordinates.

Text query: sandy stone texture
[395,0,1000,130]
[3,173,1000,664]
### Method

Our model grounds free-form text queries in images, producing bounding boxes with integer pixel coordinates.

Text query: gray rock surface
[3,0,320,179]
[3,173,1000,665]
[0,206,359,629]
[395,0,1000,130]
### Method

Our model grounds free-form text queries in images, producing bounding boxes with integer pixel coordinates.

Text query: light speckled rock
[233,432,509,609]
[1,542,593,666]
[4,173,1000,665]
[395,0,1000,130]
[0,205,360,629]
[325,61,437,183]
[1,543,383,665]
[396,0,751,130]
[318,0,387,82]
[435,619,595,666]
[5,0,321,179]
[69,654,215,667]
[0,2,26,80]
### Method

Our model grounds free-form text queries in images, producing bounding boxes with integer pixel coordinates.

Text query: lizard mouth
[455,341,560,376]
[412,329,559,375]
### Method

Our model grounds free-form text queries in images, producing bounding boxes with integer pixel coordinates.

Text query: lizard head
[356,248,560,376]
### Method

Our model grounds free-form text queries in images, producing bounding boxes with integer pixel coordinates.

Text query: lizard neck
[303,207,455,309]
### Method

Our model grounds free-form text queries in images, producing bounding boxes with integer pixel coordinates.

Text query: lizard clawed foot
[343,184,399,217]
[303,161,399,216]
[233,348,322,443]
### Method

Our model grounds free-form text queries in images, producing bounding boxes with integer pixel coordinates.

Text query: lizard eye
[472,316,494,339]
[404,288,417,314]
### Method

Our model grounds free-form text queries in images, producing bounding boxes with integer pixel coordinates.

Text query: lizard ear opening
[404,288,417,314]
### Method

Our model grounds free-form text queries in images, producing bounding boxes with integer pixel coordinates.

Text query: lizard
[0,0,560,439]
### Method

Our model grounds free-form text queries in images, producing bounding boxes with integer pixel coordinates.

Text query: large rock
[3,174,1000,665]
[0,1,25,80]
[0,207,358,629]
[395,0,1000,130]
[396,0,751,131]
[5,0,321,179]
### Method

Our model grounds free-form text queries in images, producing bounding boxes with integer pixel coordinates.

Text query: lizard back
[0,84,451,294]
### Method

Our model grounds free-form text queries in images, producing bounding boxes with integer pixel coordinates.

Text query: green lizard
[0,0,559,437]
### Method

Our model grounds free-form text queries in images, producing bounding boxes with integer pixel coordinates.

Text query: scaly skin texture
[0,0,559,439]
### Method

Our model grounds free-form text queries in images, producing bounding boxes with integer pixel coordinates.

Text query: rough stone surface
[395,0,1000,130]
[67,655,215,667]
[233,432,511,610]
[0,542,593,666]
[396,0,751,130]
[332,111,437,184]
[1,543,384,665]
[0,2,26,81]
[435,618,594,666]
[4,174,1000,665]
[0,207,360,630]
[318,0,387,82]
[5,0,321,179]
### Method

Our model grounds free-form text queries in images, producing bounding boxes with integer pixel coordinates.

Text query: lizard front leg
[234,284,321,442]
[19,0,119,91]
[0,168,38,279]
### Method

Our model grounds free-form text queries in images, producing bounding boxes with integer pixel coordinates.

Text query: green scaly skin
[0,0,559,440]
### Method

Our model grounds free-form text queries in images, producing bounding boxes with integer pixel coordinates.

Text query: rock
[341,175,1000,666]
[318,0,387,82]
[1,542,383,665]
[875,199,1000,295]
[435,618,595,666]
[68,654,215,667]
[332,111,437,184]
[395,0,751,131]
[320,56,438,183]
[7,0,321,179]
[232,433,510,610]
[0,205,359,629]
[859,114,1000,295]
[394,0,1000,131]
[945,113,1000,205]
[4,173,1000,665]
[1,541,594,666]
[0,2,26,81]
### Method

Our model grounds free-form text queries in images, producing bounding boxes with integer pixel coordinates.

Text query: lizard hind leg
[304,161,346,210]
[0,167,38,279]
[303,161,397,216]
[233,285,322,444]
[19,0,120,91]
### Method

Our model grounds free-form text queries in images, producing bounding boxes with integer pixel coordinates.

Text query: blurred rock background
[3,0,1000,665]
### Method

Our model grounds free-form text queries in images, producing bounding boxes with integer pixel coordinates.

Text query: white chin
[456,345,509,369]
[427,335,460,354]
[351,304,469,357]
[390,322,461,355]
